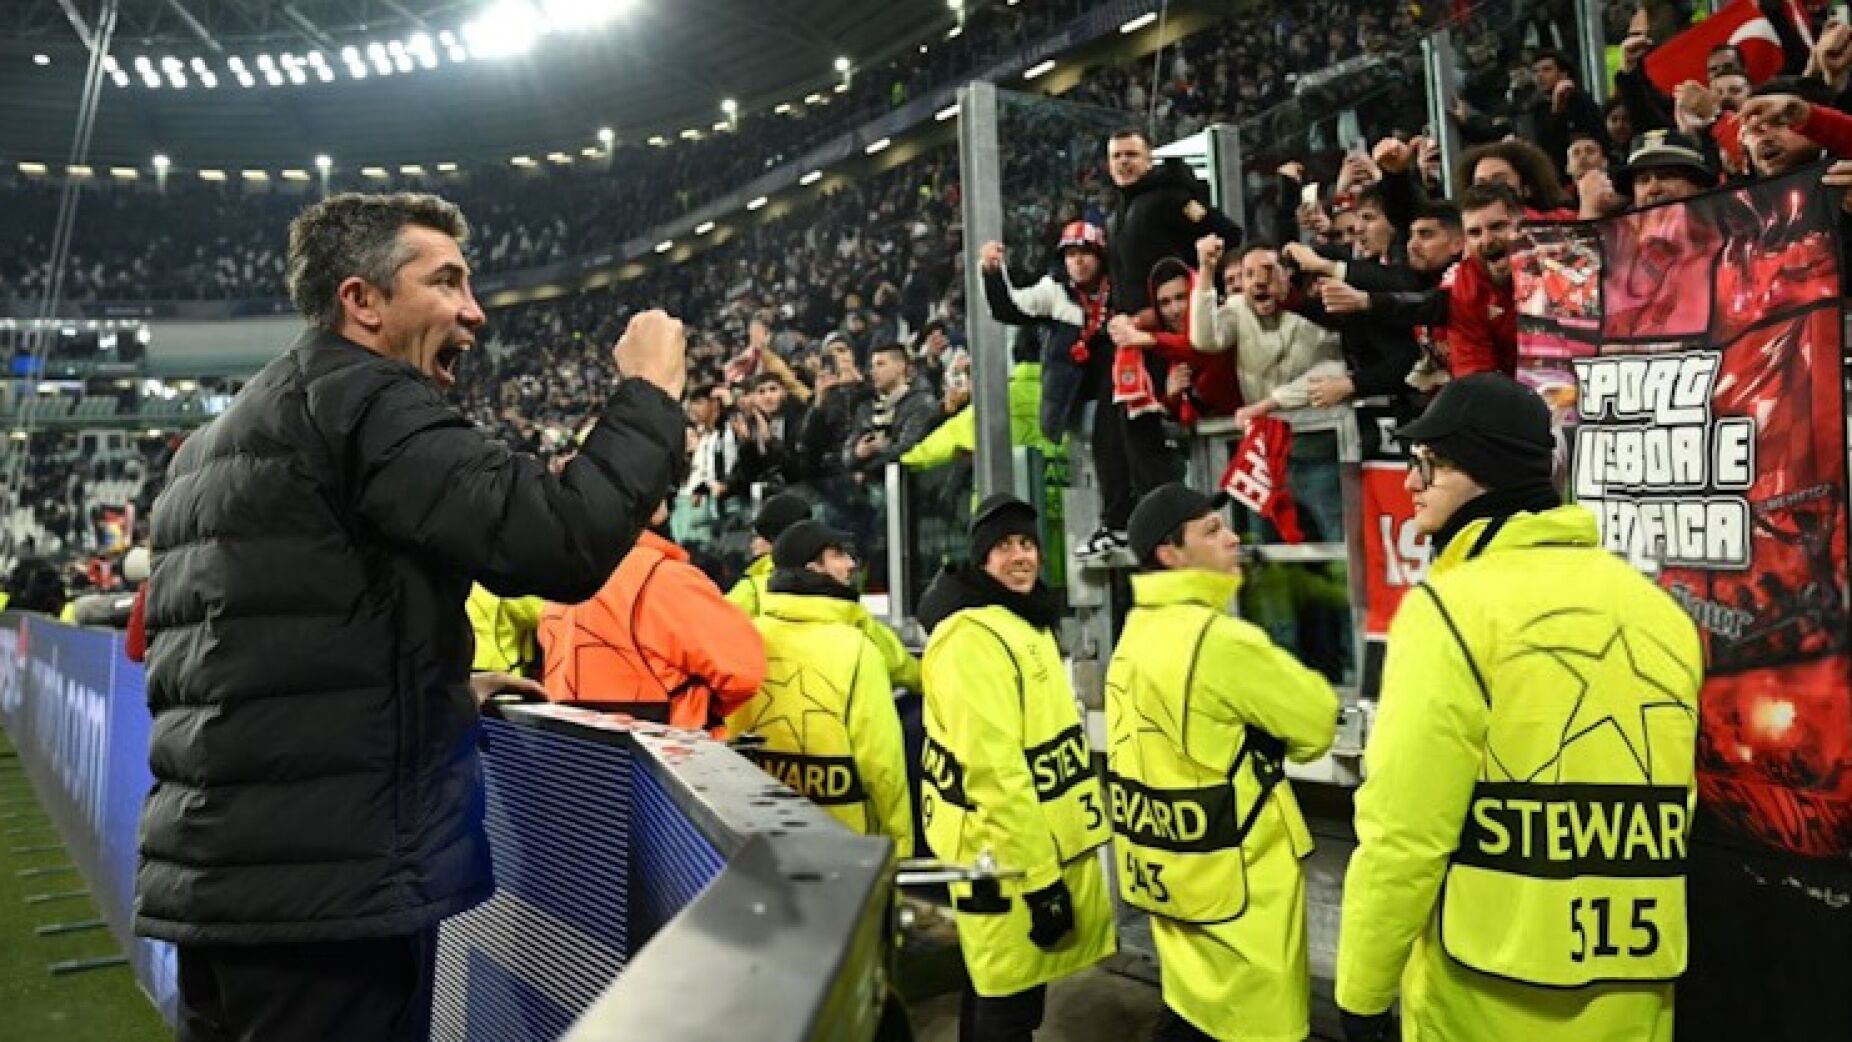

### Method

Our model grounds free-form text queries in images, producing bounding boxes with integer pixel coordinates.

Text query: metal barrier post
[1576,0,1611,105]
[957,80,1014,502]
[1423,28,1464,200]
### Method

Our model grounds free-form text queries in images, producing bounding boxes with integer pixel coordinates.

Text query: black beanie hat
[753,493,813,541]
[772,520,855,569]
[1398,373,1554,489]
[969,493,1040,565]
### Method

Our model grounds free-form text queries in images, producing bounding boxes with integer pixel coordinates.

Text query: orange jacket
[538,530,766,733]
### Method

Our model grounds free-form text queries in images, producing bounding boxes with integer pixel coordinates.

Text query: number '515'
[1570,896,1660,962]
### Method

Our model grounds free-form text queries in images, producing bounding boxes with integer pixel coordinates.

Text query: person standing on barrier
[1107,483,1338,1042]
[727,521,913,854]
[726,491,814,616]
[138,192,688,1042]
[1335,374,1703,1042]
[917,494,1116,1042]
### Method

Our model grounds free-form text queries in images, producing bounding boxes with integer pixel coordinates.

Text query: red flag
[1220,416,1304,543]
[1644,0,1787,94]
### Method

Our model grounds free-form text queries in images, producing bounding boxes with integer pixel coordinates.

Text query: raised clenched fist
[612,309,688,400]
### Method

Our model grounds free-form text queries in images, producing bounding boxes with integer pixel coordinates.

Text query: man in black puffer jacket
[1105,127,1244,318]
[138,192,687,1042]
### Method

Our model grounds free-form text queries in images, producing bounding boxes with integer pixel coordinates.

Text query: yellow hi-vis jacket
[726,592,913,856]
[1337,506,1703,1042]
[922,603,1116,996]
[466,583,544,675]
[729,557,922,692]
[1106,567,1337,1042]
[724,554,774,617]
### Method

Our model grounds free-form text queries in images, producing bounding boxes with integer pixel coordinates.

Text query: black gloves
[1023,880,1075,950]
[1340,1009,1397,1042]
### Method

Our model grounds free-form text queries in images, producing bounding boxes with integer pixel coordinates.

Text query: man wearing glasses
[1336,374,1703,1042]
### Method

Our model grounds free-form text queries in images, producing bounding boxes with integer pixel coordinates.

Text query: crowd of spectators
[12,0,1851,595]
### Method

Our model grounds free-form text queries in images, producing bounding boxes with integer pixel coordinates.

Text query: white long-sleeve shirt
[1189,286,1343,409]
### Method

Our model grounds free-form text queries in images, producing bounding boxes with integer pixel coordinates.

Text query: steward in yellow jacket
[918,494,1115,1040]
[724,492,813,617]
[1337,376,1703,1042]
[727,521,913,855]
[726,492,922,691]
[466,584,544,676]
[1109,483,1337,1042]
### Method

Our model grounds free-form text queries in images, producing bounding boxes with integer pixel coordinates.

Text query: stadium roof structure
[0,0,961,167]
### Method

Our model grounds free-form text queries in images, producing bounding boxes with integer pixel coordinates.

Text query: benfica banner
[1515,167,1851,860]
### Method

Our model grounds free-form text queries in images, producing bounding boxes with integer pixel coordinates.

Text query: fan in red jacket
[1108,256,1242,424]
[1448,183,1525,378]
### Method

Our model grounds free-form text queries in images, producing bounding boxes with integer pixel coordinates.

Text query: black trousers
[958,982,1047,1042]
[176,928,439,1042]
[1092,395,1184,531]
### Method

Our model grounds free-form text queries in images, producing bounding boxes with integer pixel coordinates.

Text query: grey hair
[286,192,470,331]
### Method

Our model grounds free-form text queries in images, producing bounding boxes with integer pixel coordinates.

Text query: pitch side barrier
[0,613,900,1041]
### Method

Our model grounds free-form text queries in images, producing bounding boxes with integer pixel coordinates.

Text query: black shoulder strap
[1416,583,1491,707]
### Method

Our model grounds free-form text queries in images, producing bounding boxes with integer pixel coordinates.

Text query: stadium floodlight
[256,53,275,69]
[834,56,850,73]
[201,71,219,88]
[134,55,153,71]
[199,169,226,181]
[804,92,823,104]
[865,137,891,155]
[345,61,367,80]
[947,26,962,39]
[1024,59,1055,79]
[392,53,413,73]
[936,103,959,121]
[190,57,208,73]
[281,169,310,181]
[799,170,822,185]
[833,82,847,93]
[510,155,537,167]
[464,1,542,59]
[236,70,256,87]
[387,41,404,55]
[947,0,962,9]
[153,154,171,171]
[416,49,437,70]
[308,50,327,66]
[142,72,162,88]
[67,165,93,177]
[242,170,268,181]
[288,67,307,84]
[746,195,768,210]
[265,69,284,86]
[447,46,469,63]
[103,55,118,71]
[228,55,246,70]
[547,151,572,164]
[361,166,390,178]
[168,71,188,89]
[580,146,600,157]
[367,43,386,60]
[111,167,139,179]
[694,221,715,235]
[34,53,50,66]
[341,46,359,63]
[314,154,332,171]
[597,126,615,145]
[648,135,666,146]
[438,30,457,47]
[711,120,727,132]
[162,55,183,69]
[400,164,425,175]
[1120,12,1157,33]
[654,240,673,254]
[774,102,792,115]
[111,70,130,87]
[315,66,333,82]
[437,161,459,172]
[721,98,738,116]
[680,128,700,140]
